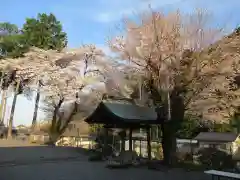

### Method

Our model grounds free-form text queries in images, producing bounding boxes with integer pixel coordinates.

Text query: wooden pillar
[146,126,151,160]
[120,130,126,151]
[140,140,142,156]
[190,140,193,162]
[103,127,108,156]
[129,128,133,151]
[133,139,136,152]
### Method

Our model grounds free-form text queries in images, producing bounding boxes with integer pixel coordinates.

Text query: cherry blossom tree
[108,8,239,164]
[39,44,132,143]
[0,43,138,140]
[0,49,56,137]
[0,46,103,137]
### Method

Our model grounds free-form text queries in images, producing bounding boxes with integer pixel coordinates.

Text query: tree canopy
[22,13,67,50]
[0,22,19,35]
[0,22,28,58]
[108,8,239,164]
[0,13,67,59]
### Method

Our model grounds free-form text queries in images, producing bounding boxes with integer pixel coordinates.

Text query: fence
[56,135,199,160]
[56,136,95,149]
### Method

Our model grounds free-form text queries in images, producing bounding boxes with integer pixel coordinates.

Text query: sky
[0,0,240,126]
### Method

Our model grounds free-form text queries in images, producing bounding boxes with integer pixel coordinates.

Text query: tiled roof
[194,132,239,142]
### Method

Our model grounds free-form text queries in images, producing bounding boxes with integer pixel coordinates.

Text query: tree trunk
[161,121,177,165]
[48,93,79,145]
[159,90,185,166]
[2,94,7,126]
[57,92,79,135]
[7,80,20,139]
[48,133,60,145]
[0,73,4,123]
[48,98,64,144]
[0,90,6,123]
[31,82,41,130]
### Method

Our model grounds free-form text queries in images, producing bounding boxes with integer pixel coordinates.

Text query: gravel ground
[0,160,210,180]
[0,139,39,147]
[0,140,210,180]
[0,146,83,163]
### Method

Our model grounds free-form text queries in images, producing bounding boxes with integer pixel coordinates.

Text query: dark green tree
[230,107,240,133]
[0,22,28,58]
[177,116,199,139]
[212,122,232,133]
[0,34,29,58]
[176,115,213,139]
[0,22,19,35]
[22,13,67,50]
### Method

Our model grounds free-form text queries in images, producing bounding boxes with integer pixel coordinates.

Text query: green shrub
[152,143,163,160]
[197,147,236,170]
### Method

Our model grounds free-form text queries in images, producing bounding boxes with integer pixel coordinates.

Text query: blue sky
[3,94,45,127]
[1,0,240,126]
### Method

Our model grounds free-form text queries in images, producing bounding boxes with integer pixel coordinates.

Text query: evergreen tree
[22,13,67,50]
